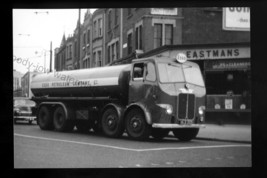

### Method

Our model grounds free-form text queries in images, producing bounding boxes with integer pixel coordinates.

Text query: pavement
[196,124,251,143]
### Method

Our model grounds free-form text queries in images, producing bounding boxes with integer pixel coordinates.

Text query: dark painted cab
[129,54,206,130]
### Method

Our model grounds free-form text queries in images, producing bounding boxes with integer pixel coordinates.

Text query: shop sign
[170,47,250,60]
[223,7,250,31]
[151,8,178,15]
[205,59,250,71]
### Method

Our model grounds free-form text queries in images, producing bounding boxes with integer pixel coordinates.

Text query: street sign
[223,7,250,31]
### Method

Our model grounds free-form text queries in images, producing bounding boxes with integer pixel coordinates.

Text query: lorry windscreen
[158,63,205,87]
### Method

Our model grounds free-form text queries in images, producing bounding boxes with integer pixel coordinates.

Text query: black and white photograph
[12,7,251,170]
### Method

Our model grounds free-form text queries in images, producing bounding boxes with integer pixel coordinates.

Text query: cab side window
[145,62,156,81]
[133,63,144,80]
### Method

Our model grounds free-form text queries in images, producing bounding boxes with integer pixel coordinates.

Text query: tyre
[125,108,151,140]
[75,120,91,133]
[172,128,199,141]
[53,106,74,132]
[151,129,169,140]
[38,106,54,130]
[101,108,124,138]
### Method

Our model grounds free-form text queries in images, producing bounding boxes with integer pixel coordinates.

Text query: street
[14,122,251,168]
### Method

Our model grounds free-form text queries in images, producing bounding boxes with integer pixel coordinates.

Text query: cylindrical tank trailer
[31,64,131,99]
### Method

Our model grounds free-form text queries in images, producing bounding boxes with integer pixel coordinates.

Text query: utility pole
[120,8,123,59]
[50,41,52,72]
[77,9,81,69]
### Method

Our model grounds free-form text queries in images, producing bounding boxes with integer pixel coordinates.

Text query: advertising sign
[223,7,250,31]
[151,8,178,15]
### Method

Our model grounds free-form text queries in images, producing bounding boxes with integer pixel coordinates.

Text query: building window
[98,51,102,67]
[108,40,119,63]
[70,45,72,58]
[115,9,118,25]
[98,18,102,37]
[83,33,86,46]
[108,46,111,63]
[87,29,90,44]
[93,52,96,67]
[74,41,77,57]
[108,11,111,30]
[127,33,132,55]
[116,41,119,60]
[127,8,132,17]
[135,25,143,50]
[83,59,87,68]
[165,24,173,45]
[154,23,162,48]
[153,23,173,48]
[94,20,97,38]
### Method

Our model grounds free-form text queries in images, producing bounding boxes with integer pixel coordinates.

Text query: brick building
[53,7,250,118]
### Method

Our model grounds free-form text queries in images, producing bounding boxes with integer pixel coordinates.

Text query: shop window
[205,71,251,95]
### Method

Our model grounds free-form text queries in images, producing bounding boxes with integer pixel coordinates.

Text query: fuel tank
[31,64,131,100]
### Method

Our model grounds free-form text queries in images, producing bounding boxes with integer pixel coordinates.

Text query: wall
[182,8,250,44]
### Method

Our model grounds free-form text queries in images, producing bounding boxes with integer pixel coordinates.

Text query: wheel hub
[130,117,141,131]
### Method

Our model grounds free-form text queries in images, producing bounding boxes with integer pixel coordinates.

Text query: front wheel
[172,128,199,141]
[125,108,151,140]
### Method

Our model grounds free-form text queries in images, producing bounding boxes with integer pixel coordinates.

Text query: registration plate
[225,99,233,109]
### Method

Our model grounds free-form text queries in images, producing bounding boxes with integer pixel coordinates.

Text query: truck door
[129,62,158,105]
[129,62,146,103]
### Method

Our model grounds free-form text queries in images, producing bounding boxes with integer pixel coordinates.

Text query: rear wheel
[172,128,199,141]
[125,108,151,140]
[151,129,169,140]
[53,106,74,132]
[38,106,53,130]
[101,108,124,138]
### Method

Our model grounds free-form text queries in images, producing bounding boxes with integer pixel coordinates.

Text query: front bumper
[152,123,206,129]
[14,116,36,121]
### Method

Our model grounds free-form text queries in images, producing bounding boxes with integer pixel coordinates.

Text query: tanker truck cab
[126,53,206,141]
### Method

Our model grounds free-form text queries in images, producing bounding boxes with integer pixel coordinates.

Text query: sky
[13,9,96,74]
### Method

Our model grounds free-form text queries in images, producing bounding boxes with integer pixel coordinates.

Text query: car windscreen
[158,63,205,87]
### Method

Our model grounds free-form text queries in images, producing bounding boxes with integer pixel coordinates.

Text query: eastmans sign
[165,47,250,60]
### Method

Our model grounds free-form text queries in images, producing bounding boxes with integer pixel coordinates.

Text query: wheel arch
[124,103,152,125]
[101,103,125,120]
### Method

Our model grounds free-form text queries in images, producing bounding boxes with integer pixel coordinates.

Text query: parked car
[13,97,37,124]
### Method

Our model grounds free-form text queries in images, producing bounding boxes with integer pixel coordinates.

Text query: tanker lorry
[31,53,206,141]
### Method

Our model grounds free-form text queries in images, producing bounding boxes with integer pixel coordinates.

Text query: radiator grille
[178,93,195,119]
